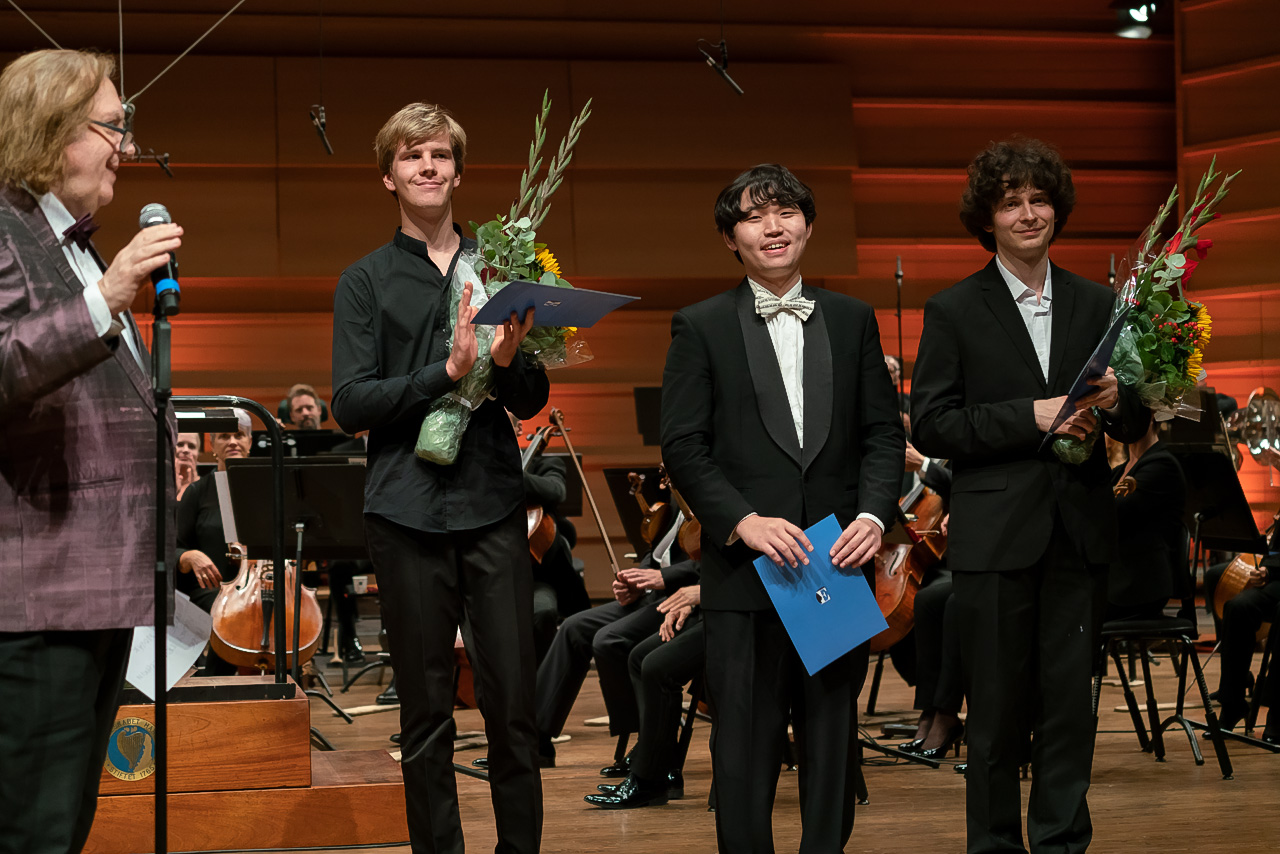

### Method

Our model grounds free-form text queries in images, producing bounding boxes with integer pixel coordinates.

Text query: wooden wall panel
[1181,63,1280,146]
[1180,0,1280,73]
[571,168,857,279]
[1183,134,1280,216]
[851,100,1176,169]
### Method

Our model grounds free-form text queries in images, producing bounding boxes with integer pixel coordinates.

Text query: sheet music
[125,592,213,701]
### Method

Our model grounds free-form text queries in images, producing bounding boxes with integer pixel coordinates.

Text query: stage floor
[226,632,1278,854]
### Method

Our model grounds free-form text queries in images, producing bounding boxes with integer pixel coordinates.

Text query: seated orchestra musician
[282,381,325,430]
[585,581,706,809]
[894,429,964,760]
[514,415,591,663]
[524,511,698,769]
[1202,446,1280,739]
[175,431,201,500]
[1105,419,1188,622]
[176,409,254,675]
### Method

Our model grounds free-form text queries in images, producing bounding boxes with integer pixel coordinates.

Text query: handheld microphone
[139,203,180,317]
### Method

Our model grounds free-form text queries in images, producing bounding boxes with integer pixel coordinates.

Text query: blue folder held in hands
[471,280,639,328]
[753,514,888,676]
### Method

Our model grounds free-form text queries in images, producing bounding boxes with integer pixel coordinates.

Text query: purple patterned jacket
[0,183,172,631]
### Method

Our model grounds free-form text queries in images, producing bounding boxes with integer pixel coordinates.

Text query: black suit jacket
[661,280,905,611]
[910,259,1149,573]
[1109,443,1188,606]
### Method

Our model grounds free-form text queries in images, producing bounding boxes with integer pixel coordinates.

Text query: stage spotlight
[1111,1,1159,39]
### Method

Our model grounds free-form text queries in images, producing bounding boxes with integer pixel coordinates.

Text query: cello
[869,479,947,653]
[522,422,558,562]
[210,549,324,672]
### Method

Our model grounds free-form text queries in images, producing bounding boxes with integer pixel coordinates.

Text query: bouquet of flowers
[1052,157,1238,464]
[416,92,594,464]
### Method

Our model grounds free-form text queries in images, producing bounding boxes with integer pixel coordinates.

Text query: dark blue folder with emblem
[471,280,639,328]
[753,514,888,676]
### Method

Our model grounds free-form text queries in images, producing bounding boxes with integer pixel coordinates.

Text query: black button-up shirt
[331,226,549,533]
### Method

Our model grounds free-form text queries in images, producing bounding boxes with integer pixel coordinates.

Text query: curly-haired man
[911,138,1150,853]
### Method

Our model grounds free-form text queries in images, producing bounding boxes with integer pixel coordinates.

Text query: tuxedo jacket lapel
[1046,266,1078,394]
[735,281,801,466]
[978,259,1047,393]
[801,290,832,471]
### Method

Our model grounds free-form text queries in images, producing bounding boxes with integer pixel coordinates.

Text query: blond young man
[331,103,544,854]
[0,49,182,853]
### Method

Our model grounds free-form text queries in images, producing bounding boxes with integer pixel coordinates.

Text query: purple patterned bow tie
[62,213,100,252]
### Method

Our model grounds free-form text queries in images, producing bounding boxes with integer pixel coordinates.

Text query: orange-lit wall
[3,2,1276,594]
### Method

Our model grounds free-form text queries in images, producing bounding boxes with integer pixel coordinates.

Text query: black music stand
[1174,450,1278,752]
[250,428,350,458]
[224,457,367,747]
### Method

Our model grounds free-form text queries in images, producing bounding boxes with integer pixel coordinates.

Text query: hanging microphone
[698,39,745,95]
[139,203,180,317]
[895,255,904,286]
[1108,253,1116,288]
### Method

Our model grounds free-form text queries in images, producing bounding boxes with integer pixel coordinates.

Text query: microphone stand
[895,256,905,407]
[151,291,177,854]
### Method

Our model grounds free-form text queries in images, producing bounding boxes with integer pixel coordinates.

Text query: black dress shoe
[376,682,399,705]
[390,733,401,744]
[1206,700,1249,737]
[584,775,669,809]
[598,769,683,800]
[599,751,632,778]
[916,723,965,760]
[340,636,366,665]
[896,737,926,753]
[472,757,488,769]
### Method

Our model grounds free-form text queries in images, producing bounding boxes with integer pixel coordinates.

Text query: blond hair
[374,102,467,180]
[0,50,116,194]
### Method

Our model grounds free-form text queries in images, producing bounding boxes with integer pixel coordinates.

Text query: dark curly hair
[959,138,1075,253]
[714,164,816,262]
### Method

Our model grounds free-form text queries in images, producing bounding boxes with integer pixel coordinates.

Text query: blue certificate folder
[470,280,639,328]
[753,514,888,676]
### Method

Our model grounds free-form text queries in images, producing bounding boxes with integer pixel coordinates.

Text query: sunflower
[1193,302,1213,347]
[536,248,562,279]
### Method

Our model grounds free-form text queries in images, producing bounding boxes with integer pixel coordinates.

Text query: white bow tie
[755,292,815,322]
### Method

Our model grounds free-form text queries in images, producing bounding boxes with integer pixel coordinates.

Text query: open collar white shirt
[995,255,1053,382]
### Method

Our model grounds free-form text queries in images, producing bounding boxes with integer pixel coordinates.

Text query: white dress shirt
[749,277,806,445]
[34,191,145,369]
[730,279,883,542]
[995,255,1052,381]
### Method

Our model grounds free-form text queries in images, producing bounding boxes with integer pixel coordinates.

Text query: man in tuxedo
[911,138,1149,853]
[662,164,904,852]
[331,102,543,854]
[0,49,182,853]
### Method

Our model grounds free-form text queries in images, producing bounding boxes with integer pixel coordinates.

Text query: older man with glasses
[0,49,183,854]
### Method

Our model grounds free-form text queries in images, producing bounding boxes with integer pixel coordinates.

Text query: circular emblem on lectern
[104,717,156,781]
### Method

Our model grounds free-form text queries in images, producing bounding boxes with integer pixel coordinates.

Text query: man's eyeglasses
[89,116,135,156]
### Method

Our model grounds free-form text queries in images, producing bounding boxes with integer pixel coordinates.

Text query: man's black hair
[714,164,817,262]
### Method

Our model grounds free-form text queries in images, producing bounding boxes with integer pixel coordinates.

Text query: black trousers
[952,519,1106,854]
[0,628,132,854]
[628,613,706,782]
[534,594,663,738]
[913,569,962,715]
[704,608,867,854]
[364,510,541,854]
[1216,579,1280,702]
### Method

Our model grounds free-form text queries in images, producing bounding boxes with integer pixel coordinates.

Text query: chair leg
[865,650,886,716]
[1110,647,1151,752]
[674,676,704,772]
[1186,641,1234,779]
[1159,647,1205,766]
[1137,645,1166,761]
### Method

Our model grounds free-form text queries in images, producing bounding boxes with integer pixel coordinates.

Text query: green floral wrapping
[415,254,498,465]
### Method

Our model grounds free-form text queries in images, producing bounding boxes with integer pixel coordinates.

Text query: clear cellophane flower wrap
[414,93,594,465]
[1051,157,1235,465]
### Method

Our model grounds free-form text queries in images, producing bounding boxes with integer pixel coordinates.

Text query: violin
[210,550,323,672]
[870,480,947,653]
[627,471,670,546]
[522,423,558,563]
[658,463,701,562]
